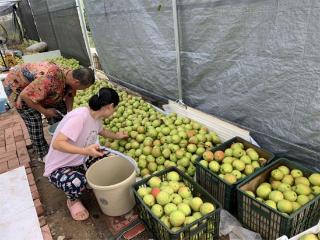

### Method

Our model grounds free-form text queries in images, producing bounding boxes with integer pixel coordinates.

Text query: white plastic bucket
[48,121,60,136]
[0,98,7,113]
[86,155,136,216]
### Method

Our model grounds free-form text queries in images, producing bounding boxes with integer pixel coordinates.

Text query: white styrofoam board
[0,167,35,220]
[90,48,97,55]
[0,74,8,100]
[22,50,61,63]
[164,100,252,144]
[0,207,43,240]
[0,167,43,240]
[277,221,320,240]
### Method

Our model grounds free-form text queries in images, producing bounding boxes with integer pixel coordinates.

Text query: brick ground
[0,110,53,240]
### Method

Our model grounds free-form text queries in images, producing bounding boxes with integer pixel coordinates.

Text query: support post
[75,0,94,68]
[172,0,183,104]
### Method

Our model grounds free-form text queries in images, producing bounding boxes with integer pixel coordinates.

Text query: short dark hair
[72,67,95,86]
[89,87,119,111]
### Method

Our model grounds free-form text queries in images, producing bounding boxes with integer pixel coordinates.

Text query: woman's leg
[17,108,49,159]
[49,167,88,200]
[48,167,89,220]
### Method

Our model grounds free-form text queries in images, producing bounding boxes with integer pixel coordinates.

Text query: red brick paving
[0,110,53,240]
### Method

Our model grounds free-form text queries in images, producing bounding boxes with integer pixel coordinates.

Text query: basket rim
[195,136,275,187]
[236,157,320,219]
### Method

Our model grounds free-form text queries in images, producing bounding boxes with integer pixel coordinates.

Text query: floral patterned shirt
[3,62,71,108]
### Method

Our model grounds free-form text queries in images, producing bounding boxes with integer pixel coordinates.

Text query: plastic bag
[229,227,262,240]
[220,210,262,240]
[25,42,47,53]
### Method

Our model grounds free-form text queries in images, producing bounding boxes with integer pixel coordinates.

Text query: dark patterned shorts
[48,153,110,200]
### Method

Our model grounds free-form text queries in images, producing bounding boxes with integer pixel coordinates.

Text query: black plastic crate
[195,136,274,215]
[132,167,221,240]
[237,158,320,240]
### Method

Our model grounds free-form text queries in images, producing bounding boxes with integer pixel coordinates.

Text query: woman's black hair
[88,87,119,111]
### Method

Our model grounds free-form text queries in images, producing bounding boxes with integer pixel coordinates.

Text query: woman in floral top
[3,61,95,161]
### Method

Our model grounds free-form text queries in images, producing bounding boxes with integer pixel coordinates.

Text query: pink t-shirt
[44,107,103,177]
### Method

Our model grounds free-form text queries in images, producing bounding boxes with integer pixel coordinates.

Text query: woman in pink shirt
[44,87,128,221]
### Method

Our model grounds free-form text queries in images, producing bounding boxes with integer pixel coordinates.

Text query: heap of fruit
[198,142,267,184]
[0,55,80,69]
[106,104,221,177]
[298,232,320,240]
[9,39,39,52]
[0,55,23,67]
[137,171,216,232]
[74,79,110,107]
[49,57,80,70]
[73,78,222,177]
[245,166,320,215]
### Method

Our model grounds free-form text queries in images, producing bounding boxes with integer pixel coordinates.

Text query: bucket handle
[82,146,140,174]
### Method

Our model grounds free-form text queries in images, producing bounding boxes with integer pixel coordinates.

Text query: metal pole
[75,0,94,69]
[0,48,9,71]
[172,0,183,104]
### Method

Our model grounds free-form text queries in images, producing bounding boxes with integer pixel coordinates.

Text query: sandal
[66,199,89,221]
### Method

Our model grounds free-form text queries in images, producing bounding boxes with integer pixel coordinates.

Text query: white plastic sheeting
[0,2,15,16]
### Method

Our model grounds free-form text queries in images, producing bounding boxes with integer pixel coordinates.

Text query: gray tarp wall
[0,2,23,44]
[27,0,90,66]
[85,0,320,170]
[17,0,40,41]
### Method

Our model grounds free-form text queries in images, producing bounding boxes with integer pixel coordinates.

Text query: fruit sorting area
[2,57,319,240]
[70,59,320,239]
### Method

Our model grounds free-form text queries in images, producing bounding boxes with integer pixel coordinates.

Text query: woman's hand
[115,131,128,139]
[43,108,59,118]
[16,96,23,109]
[99,129,129,140]
[84,144,104,157]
